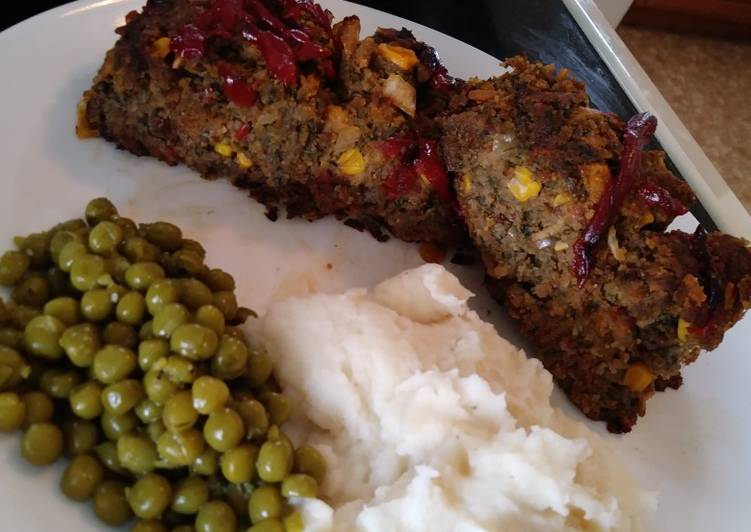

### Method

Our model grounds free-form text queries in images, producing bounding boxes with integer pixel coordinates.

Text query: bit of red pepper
[636,182,688,217]
[378,134,452,201]
[234,123,251,141]
[218,65,258,107]
[414,139,451,201]
[256,30,298,86]
[572,112,657,287]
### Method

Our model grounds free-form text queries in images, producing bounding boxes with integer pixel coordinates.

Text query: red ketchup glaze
[383,165,419,199]
[234,123,251,141]
[636,182,689,217]
[572,112,658,287]
[171,0,336,86]
[414,139,451,201]
[429,65,455,92]
[378,136,412,159]
[171,24,207,59]
[219,65,258,107]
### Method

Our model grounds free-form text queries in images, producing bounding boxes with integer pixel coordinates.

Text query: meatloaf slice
[80,0,465,245]
[441,57,751,432]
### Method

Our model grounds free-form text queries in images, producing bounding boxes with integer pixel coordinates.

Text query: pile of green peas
[0,199,327,532]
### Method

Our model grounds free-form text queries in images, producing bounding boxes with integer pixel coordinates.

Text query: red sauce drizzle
[234,123,251,141]
[171,0,337,86]
[636,182,688,217]
[572,112,657,287]
[219,65,258,107]
[414,139,451,201]
[383,165,419,199]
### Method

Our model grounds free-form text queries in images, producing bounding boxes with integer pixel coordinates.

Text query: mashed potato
[258,265,653,531]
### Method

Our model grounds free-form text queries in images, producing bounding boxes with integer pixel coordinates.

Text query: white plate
[0,1,749,530]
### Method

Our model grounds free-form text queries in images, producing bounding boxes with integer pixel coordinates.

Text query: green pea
[69,381,104,419]
[281,474,318,498]
[135,399,163,424]
[203,407,244,452]
[162,391,199,432]
[95,441,126,474]
[12,274,51,307]
[93,480,133,527]
[140,320,154,340]
[0,250,31,286]
[248,485,283,524]
[210,335,247,380]
[0,392,26,432]
[247,518,284,532]
[157,428,205,467]
[64,419,100,457]
[147,420,167,443]
[21,422,64,465]
[40,369,82,399]
[256,440,292,482]
[212,291,238,321]
[171,476,209,515]
[113,216,138,239]
[0,328,24,351]
[221,444,257,484]
[46,267,71,298]
[81,288,113,321]
[101,410,138,440]
[195,500,236,532]
[133,520,168,532]
[118,433,158,475]
[180,279,213,312]
[102,379,145,415]
[127,473,172,519]
[192,376,229,415]
[107,253,132,284]
[180,239,206,259]
[117,291,147,325]
[89,221,123,254]
[8,304,40,329]
[163,356,197,384]
[146,279,182,316]
[232,398,268,440]
[125,262,165,291]
[57,240,88,272]
[246,349,273,388]
[102,321,139,349]
[21,391,54,428]
[144,370,179,405]
[170,323,218,361]
[121,237,161,263]
[283,511,304,532]
[294,445,327,484]
[139,339,169,371]
[60,323,101,367]
[60,453,104,501]
[191,448,219,476]
[167,249,204,277]
[93,345,137,383]
[260,392,291,426]
[202,269,236,292]
[43,296,81,326]
[153,303,190,338]
[224,482,249,521]
[17,232,52,269]
[0,346,30,388]
[85,198,119,226]
[140,222,183,252]
[70,254,108,292]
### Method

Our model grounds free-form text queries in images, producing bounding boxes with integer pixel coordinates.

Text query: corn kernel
[553,193,572,207]
[623,363,654,393]
[337,148,365,176]
[462,173,473,194]
[214,143,233,157]
[677,318,691,342]
[151,37,171,59]
[554,241,569,252]
[639,213,655,227]
[236,152,253,169]
[377,43,419,70]
[507,166,541,202]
